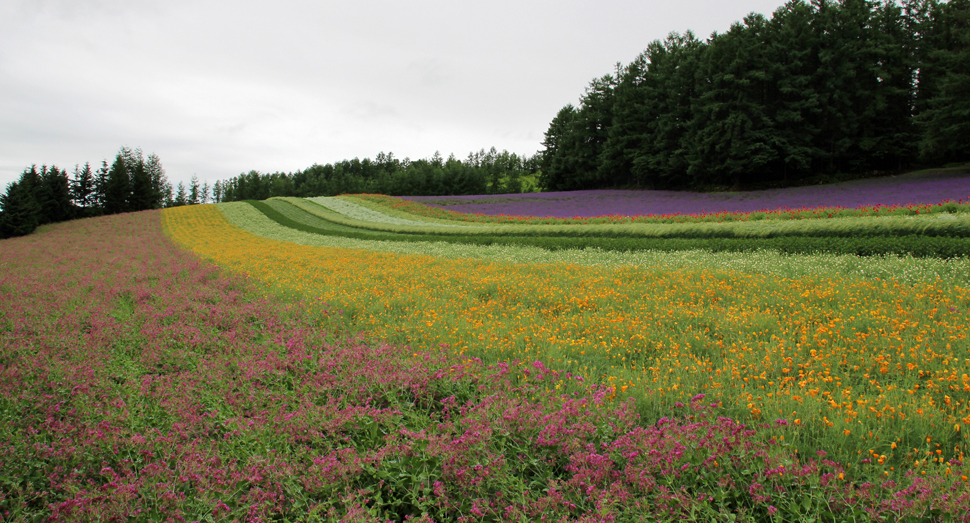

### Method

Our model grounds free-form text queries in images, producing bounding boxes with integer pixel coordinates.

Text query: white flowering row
[306,196,473,228]
[218,201,970,289]
[335,195,479,226]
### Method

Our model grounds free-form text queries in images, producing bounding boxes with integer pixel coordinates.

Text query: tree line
[539,0,970,191]
[0,147,210,239]
[216,148,540,202]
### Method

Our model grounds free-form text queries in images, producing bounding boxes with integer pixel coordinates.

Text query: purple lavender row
[404,172,970,218]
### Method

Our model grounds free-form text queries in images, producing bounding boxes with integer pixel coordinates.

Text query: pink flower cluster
[1,210,968,521]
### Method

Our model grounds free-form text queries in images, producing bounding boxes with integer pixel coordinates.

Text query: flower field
[169,202,970,480]
[401,169,970,219]
[1,211,838,521]
[4,185,970,520]
[221,200,970,286]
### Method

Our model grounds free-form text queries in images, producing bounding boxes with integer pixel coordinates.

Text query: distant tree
[145,153,169,209]
[163,186,175,208]
[0,170,42,239]
[268,174,293,197]
[72,162,96,214]
[34,165,73,224]
[599,32,705,188]
[129,158,154,212]
[918,0,970,163]
[174,181,188,207]
[189,175,200,205]
[539,104,580,190]
[763,1,824,181]
[212,180,223,203]
[104,150,130,214]
[688,16,779,188]
[569,75,617,189]
[200,182,210,204]
[863,0,920,171]
[93,160,109,212]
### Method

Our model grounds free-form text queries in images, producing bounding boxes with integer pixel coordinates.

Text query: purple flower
[403,174,970,218]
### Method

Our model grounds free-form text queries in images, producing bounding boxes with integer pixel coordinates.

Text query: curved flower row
[177,203,970,480]
[357,192,970,225]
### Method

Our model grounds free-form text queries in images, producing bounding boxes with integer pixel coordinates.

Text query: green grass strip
[247,200,970,258]
[286,197,970,239]
[219,201,970,289]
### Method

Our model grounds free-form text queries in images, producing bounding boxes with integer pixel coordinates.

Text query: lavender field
[405,171,970,218]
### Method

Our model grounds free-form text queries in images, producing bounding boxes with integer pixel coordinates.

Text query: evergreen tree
[569,75,617,189]
[104,151,130,215]
[765,0,824,180]
[129,158,154,211]
[907,0,944,137]
[598,53,652,187]
[646,32,705,186]
[145,153,169,209]
[689,16,779,187]
[72,162,96,215]
[36,165,73,224]
[0,171,42,239]
[539,105,579,190]
[174,182,188,207]
[189,175,200,205]
[864,0,919,170]
[163,185,175,208]
[93,160,109,213]
[918,0,970,163]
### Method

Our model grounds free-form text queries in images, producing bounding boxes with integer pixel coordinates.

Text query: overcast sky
[0,0,790,188]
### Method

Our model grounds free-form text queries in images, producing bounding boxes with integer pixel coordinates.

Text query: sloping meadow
[3,197,970,520]
[205,200,970,470]
[168,202,970,512]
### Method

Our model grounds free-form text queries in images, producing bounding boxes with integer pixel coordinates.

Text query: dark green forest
[541,0,970,190]
[0,147,210,239]
[216,148,540,203]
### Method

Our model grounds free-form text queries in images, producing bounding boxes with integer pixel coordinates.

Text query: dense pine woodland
[0,147,210,239]
[541,0,970,190]
[217,148,541,202]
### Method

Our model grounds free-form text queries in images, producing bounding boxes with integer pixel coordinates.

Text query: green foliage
[71,162,97,216]
[540,0,969,191]
[917,0,970,163]
[0,164,77,238]
[104,151,130,215]
[128,153,155,212]
[218,148,537,202]
[0,179,41,239]
[37,165,74,224]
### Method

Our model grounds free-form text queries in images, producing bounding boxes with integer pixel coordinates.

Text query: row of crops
[242,196,970,258]
[189,195,970,478]
[3,193,969,521]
